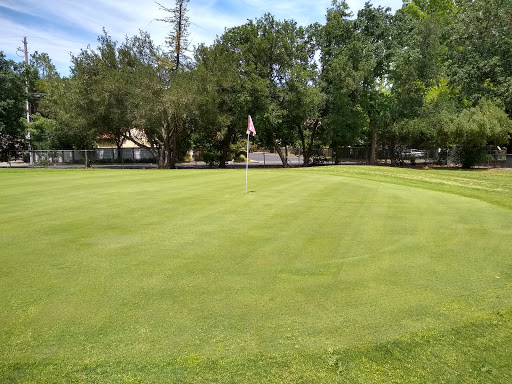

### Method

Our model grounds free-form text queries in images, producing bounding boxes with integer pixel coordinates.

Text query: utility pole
[23,36,33,164]
[23,37,28,69]
[24,37,30,123]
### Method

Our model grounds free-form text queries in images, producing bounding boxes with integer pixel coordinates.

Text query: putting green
[1,167,511,382]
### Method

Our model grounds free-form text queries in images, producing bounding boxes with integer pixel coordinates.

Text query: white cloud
[0,18,87,73]
[0,0,404,76]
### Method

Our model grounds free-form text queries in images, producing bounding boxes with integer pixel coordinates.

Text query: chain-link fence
[374,147,508,167]
[4,148,156,168]
[2,146,509,168]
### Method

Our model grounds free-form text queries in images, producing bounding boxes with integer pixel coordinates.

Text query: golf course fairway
[1,166,511,383]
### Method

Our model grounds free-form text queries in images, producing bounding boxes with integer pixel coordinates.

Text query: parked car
[402,149,427,159]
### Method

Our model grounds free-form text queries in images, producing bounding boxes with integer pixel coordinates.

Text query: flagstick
[245,132,250,194]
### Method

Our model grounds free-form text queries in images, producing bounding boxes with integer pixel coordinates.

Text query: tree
[65,31,133,152]
[28,113,75,150]
[194,35,261,168]
[377,2,448,163]
[126,65,199,168]
[320,2,367,163]
[449,99,512,167]
[156,0,190,70]
[390,81,459,160]
[449,0,512,119]
[30,51,58,80]
[194,14,314,168]
[223,14,308,167]
[42,76,99,150]
[320,2,396,165]
[269,21,325,167]
[119,32,197,168]
[43,29,198,168]
[153,0,193,165]
[446,0,512,160]
[0,52,27,161]
[282,64,326,167]
[29,51,59,96]
[354,3,395,164]
[388,0,512,167]
[246,15,323,167]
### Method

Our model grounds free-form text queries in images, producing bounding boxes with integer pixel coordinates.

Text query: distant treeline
[1,0,511,168]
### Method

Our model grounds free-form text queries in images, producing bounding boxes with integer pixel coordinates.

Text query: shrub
[455,146,487,168]
[233,154,246,163]
[201,151,219,168]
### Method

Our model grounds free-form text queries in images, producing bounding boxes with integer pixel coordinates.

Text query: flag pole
[245,115,256,194]
[245,131,250,194]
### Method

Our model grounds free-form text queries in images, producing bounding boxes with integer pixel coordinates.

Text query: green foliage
[450,99,512,148]
[449,0,512,117]
[392,93,511,167]
[44,30,199,167]
[193,38,255,168]
[0,52,27,159]
[28,113,73,150]
[391,8,443,118]
[20,0,512,170]
[454,146,487,169]
[194,14,320,167]
[233,153,246,163]
[30,51,58,80]
[43,32,134,150]
[29,51,59,95]
[448,99,512,167]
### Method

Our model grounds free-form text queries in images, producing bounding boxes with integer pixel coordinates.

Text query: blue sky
[0,0,403,76]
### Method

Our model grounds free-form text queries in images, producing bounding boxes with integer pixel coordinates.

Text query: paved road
[248,152,303,166]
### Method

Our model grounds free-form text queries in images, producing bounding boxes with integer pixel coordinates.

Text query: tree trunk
[389,141,396,167]
[169,123,178,168]
[334,141,340,165]
[118,145,122,162]
[162,124,172,169]
[272,137,288,168]
[298,126,308,167]
[301,119,321,167]
[115,136,123,162]
[369,119,377,165]
[123,131,163,168]
[158,148,166,168]
[303,153,310,168]
[218,126,233,168]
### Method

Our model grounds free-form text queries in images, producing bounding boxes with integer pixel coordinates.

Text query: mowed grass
[1,166,511,383]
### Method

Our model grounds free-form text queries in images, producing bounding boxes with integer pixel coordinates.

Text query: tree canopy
[0,52,27,160]
[2,0,511,168]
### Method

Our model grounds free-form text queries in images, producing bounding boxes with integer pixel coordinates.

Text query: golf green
[1,167,511,383]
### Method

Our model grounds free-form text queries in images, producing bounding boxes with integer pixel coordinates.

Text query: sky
[0,0,403,77]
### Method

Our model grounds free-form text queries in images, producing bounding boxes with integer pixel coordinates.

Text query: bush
[455,146,487,168]
[233,154,246,163]
[201,151,219,168]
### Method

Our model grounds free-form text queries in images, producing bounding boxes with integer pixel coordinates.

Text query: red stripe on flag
[247,115,256,137]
